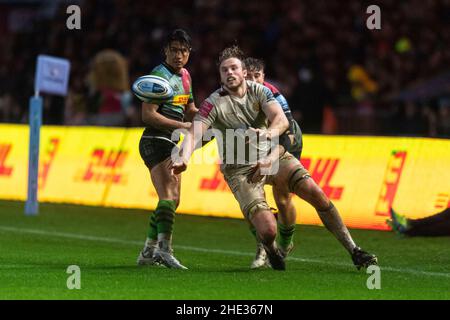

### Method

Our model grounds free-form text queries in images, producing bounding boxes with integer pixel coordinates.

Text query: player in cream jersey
[173,46,378,271]
[197,79,275,167]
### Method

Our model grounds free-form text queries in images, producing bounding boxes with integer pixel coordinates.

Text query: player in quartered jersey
[136,29,198,269]
[244,57,302,268]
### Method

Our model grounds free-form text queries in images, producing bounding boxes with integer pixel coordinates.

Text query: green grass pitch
[0,200,448,299]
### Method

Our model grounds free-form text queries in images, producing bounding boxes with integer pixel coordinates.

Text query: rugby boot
[351,246,378,270]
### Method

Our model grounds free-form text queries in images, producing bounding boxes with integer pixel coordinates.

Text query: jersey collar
[162,62,182,76]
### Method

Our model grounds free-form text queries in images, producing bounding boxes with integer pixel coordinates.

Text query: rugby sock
[316,202,357,254]
[147,212,158,241]
[144,237,157,248]
[155,199,177,236]
[277,223,295,250]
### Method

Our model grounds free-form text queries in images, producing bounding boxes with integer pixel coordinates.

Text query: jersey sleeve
[263,81,294,122]
[255,82,277,108]
[181,68,195,104]
[188,73,194,104]
[275,93,294,121]
[194,97,217,127]
[149,66,167,80]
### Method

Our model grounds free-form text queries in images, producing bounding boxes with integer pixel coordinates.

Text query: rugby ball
[132,75,174,103]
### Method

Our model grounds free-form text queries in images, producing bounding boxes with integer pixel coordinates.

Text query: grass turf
[0,200,449,299]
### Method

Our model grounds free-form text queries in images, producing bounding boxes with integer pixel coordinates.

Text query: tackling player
[244,57,303,268]
[172,46,378,271]
[136,29,197,269]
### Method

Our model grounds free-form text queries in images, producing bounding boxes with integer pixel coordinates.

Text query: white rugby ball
[132,75,174,103]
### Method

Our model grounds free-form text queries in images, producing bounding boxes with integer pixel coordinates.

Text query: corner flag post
[25,93,42,215]
[25,55,70,216]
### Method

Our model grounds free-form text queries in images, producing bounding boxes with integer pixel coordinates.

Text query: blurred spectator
[85,49,132,126]
[64,72,89,125]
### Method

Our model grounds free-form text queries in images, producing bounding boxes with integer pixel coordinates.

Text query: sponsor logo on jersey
[172,94,190,106]
[199,101,214,118]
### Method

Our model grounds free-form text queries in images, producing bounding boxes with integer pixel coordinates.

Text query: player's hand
[171,160,187,175]
[183,122,192,130]
[248,158,272,184]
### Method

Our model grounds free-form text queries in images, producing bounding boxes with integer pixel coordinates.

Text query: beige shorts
[222,152,309,220]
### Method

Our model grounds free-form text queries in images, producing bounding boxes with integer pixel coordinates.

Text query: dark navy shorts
[139,136,179,169]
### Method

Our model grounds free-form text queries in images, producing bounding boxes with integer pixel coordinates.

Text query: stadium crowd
[0,0,449,137]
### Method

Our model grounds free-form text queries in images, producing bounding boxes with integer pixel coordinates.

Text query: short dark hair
[165,29,192,50]
[217,45,246,67]
[243,57,265,73]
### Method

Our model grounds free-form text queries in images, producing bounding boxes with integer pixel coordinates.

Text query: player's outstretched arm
[172,120,209,174]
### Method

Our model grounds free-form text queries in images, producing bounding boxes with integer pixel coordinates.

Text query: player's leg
[275,154,377,269]
[223,167,285,270]
[389,207,450,236]
[249,207,277,248]
[248,220,269,269]
[272,185,296,256]
[293,177,358,253]
[137,137,186,269]
[249,207,285,270]
[149,157,187,269]
[249,185,297,269]
[137,160,179,266]
[150,158,180,236]
[272,119,301,256]
[250,134,301,269]
[292,175,377,269]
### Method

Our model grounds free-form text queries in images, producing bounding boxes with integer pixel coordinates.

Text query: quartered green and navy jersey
[142,62,194,139]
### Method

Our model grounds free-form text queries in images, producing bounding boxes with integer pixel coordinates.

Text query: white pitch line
[0,225,449,279]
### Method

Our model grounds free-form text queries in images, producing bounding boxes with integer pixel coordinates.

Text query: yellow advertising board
[0,124,449,231]
[0,124,28,200]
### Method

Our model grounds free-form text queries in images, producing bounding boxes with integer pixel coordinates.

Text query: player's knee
[258,221,277,243]
[249,204,277,243]
[161,192,180,208]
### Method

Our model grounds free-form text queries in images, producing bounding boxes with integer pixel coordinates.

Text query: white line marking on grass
[1,225,449,279]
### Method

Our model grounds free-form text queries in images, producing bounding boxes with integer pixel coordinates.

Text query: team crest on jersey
[199,101,214,117]
[253,102,260,111]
